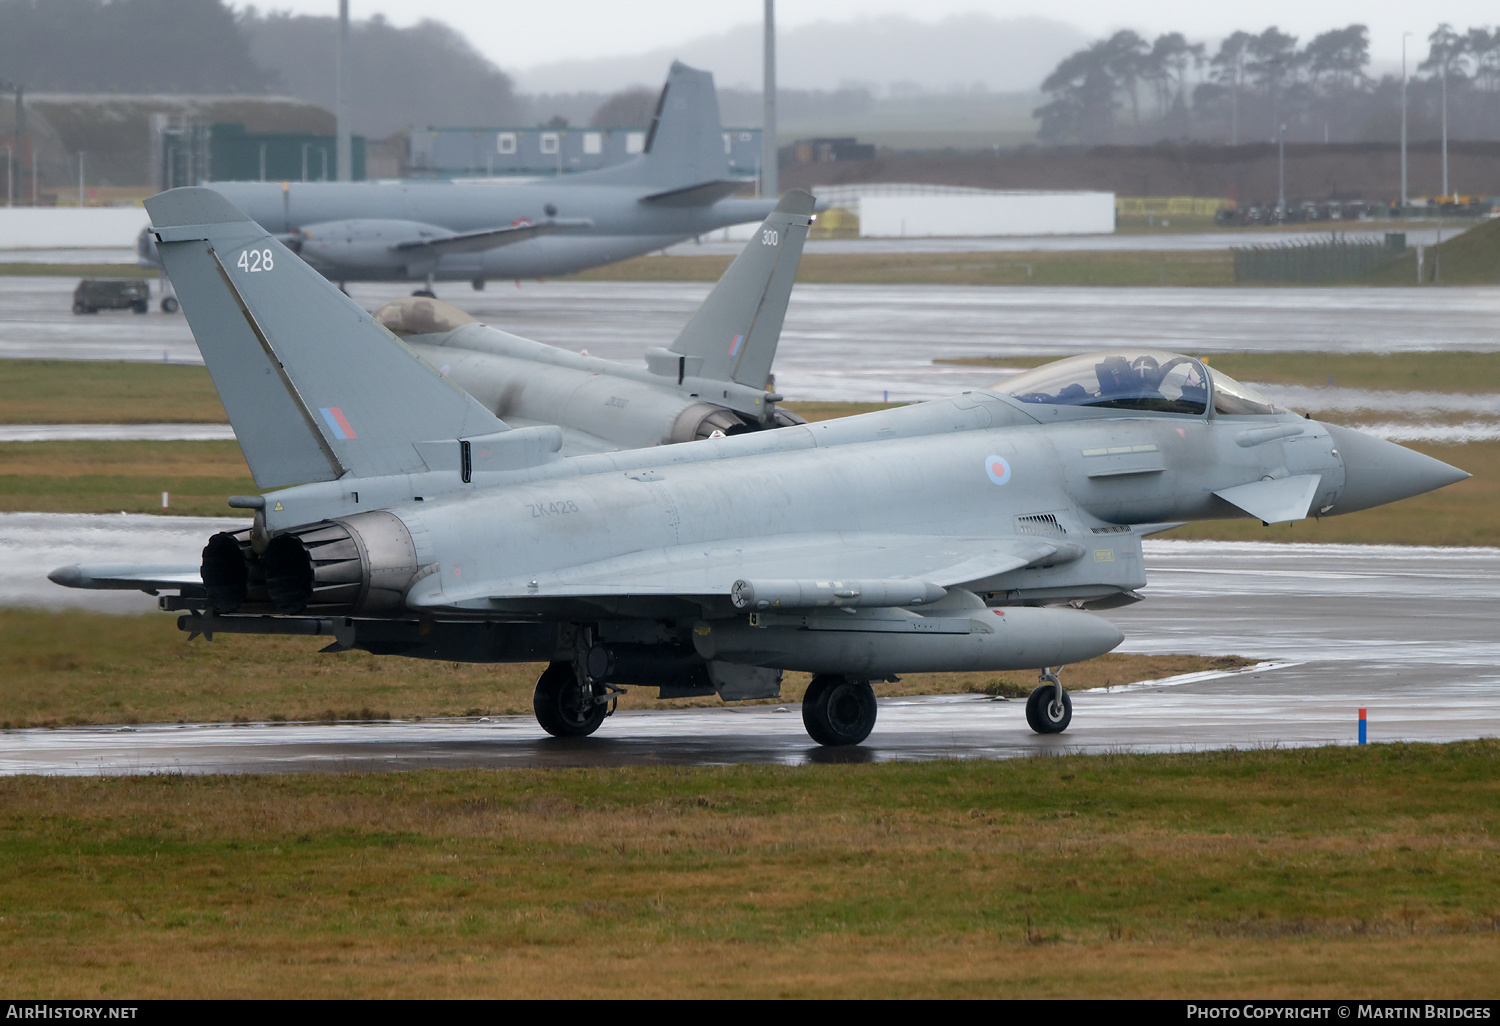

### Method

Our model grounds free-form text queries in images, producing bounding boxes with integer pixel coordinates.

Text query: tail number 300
[237,248,274,272]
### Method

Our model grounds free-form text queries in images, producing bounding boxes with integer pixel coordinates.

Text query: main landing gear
[533,660,616,738]
[802,674,878,746]
[1025,666,1072,734]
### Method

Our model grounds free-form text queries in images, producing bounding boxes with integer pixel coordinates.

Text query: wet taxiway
[4,518,1496,774]
[6,662,1496,777]
[5,277,1500,402]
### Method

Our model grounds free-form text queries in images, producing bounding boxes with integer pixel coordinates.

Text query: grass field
[0,263,152,279]
[575,249,1237,288]
[0,608,1242,729]
[0,439,253,516]
[0,360,226,424]
[943,350,1500,394]
[0,357,1488,537]
[1364,215,1500,286]
[0,438,1488,544]
[0,742,1495,997]
[9,352,1495,427]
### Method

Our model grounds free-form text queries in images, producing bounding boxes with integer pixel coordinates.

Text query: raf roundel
[985,455,1012,486]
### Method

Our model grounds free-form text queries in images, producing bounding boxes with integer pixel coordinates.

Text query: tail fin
[667,190,815,389]
[577,62,729,190]
[145,187,506,490]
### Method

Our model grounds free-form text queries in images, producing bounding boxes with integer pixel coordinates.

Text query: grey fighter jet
[376,191,815,455]
[137,62,774,296]
[56,188,1470,747]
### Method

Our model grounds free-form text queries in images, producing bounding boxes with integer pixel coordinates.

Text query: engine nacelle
[664,401,805,444]
[202,511,423,617]
[296,219,445,272]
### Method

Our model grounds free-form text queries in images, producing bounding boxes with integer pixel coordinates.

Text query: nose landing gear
[1025,666,1072,734]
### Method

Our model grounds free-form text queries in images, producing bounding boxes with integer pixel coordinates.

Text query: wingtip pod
[144,186,253,230]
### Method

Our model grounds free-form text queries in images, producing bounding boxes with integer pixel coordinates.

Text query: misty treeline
[1037,24,1500,147]
[0,0,523,137]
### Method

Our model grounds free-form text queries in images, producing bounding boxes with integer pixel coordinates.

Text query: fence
[1233,234,1406,283]
[1115,196,1225,217]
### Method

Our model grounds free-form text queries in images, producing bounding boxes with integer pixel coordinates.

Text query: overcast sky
[258,1,1494,72]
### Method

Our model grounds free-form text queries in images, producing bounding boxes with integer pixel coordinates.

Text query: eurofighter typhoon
[372,190,815,456]
[138,63,775,297]
[55,187,1469,747]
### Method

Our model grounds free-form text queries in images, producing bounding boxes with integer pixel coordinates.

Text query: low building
[408,125,763,178]
[827,184,1115,237]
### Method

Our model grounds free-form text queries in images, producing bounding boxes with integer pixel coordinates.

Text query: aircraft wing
[392,218,593,256]
[409,533,1070,611]
[638,180,745,206]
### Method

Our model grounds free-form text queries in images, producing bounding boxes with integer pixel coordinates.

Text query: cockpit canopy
[1002,350,1282,417]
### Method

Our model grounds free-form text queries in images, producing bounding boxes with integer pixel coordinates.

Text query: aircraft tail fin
[666,190,815,389]
[576,62,730,190]
[145,187,506,490]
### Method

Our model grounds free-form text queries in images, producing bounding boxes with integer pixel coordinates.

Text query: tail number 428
[237,248,274,272]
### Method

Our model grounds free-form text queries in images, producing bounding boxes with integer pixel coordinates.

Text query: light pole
[1277,124,1286,222]
[1441,54,1450,199]
[762,0,777,199]
[335,0,351,182]
[1401,32,1410,210]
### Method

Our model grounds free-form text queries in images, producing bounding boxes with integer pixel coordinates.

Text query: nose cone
[1324,423,1470,515]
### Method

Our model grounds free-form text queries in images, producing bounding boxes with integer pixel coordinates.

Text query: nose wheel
[1025,667,1072,734]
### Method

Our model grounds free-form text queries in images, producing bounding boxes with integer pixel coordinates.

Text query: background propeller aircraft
[58,188,1469,747]
[138,63,774,296]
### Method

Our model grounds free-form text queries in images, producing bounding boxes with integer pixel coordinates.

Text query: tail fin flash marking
[728,334,743,357]
[319,407,357,440]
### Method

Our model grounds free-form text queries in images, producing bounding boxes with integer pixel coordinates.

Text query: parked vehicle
[72,279,150,314]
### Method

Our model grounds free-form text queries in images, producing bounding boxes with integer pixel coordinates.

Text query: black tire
[160,296,179,313]
[72,300,85,314]
[132,300,148,313]
[802,675,877,746]
[412,288,437,299]
[533,661,608,738]
[1025,684,1072,734]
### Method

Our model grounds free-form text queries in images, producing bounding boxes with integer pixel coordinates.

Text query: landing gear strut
[802,675,877,746]
[1025,666,1072,734]
[533,660,612,738]
[412,273,437,299]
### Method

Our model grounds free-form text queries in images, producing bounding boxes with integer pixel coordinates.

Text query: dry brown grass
[1,742,1497,997]
[0,609,1244,728]
[573,249,1237,287]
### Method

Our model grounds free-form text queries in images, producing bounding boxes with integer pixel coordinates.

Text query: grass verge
[0,742,1496,997]
[0,263,151,279]
[940,350,1500,394]
[0,361,226,424]
[4,437,1486,545]
[0,440,253,516]
[573,249,1237,287]
[0,608,1243,728]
